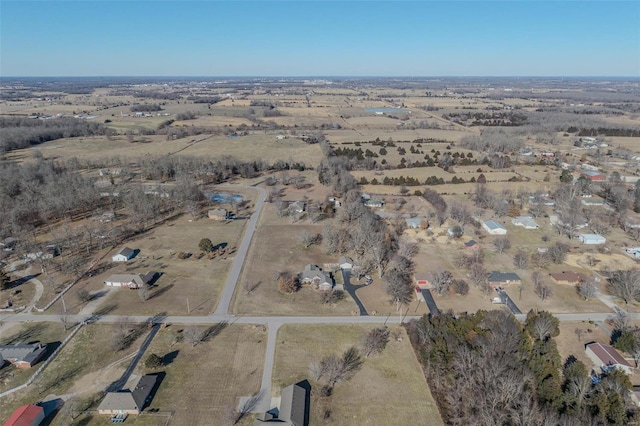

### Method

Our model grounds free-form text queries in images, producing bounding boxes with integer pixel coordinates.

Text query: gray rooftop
[484,220,506,230]
[489,271,521,282]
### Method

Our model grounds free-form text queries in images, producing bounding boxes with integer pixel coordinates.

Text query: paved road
[341,270,368,316]
[497,289,522,315]
[213,185,267,316]
[420,289,440,315]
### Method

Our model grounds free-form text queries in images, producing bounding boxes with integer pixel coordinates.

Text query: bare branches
[361,327,390,357]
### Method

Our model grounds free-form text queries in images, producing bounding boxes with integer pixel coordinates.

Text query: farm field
[272,324,443,426]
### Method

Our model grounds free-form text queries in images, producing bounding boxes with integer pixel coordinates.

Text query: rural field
[272,324,443,426]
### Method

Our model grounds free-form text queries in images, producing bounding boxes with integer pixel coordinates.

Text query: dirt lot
[272,324,443,426]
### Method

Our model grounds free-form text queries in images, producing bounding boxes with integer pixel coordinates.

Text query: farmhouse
[585,342,632,374]
[581,170,607,182]
[482,220,507,235]
[511,216,539,229]
[550,271,585,285]
[208,208,229,220]
[98,375,159,415]
[0,342,47,369]
[104,272,154,289]
[254,380,310,426]
[488,271,521,288]
[578,234,606,245]
[300,264,333,291]
[3,404,45,426]
[112,247,136,262]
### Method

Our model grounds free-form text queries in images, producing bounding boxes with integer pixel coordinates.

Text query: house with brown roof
[585,342,632,374]
[104,272,155,289]
[550,271,585,285]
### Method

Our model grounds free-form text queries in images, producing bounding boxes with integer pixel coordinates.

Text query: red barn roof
[3,404,44,426]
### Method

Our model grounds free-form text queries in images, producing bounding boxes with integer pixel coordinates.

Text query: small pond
[207,193,244,203]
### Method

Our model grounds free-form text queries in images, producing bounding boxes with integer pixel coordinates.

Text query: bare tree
[361,327,391,357]
[607,269,640,304]
[384,268,413,311]
[548,242,569,264]
[577,277,598,301]
[277,271,300,294]
[431,270,452,296]
[469,263,489,289]
[493,237,511,254]
[183,325,204,347]
[532,271,552,301]
[451,279,469,295]
[299,230,320,248]
[513,251,529,269]
[609,307,631,332]
[575,328,585,342]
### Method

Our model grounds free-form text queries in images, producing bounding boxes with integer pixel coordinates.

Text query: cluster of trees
[459,129,525,153]
[408,310,634,425]
[0,117,115,152]
[445,111,528,126]
[422,188,447,225]
[130,104,162,112]
[175,111,197,120]
[572,127,640,137]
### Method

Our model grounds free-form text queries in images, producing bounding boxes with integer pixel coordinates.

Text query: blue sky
[1,1,639,76]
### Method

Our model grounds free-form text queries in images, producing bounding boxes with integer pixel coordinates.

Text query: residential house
[578,234,606,245]
[364,198,384,208]
[405,218,422,229]
[3,404,45,426]
[488,271,521,288]
[338,256,353,270]
[626,248,640,259]
[550,271,586,285]
[300,265,333,291]
[254,381,311,426]
[585,342,632,374]
[511,216,539,229]
[464,240,479,250]
[415,272,433,288]
[482,220,507,235]
[581,170,607,182]
[0,342,48,369]
[104,272,155,289]
[98,375,159,415]
[112,247,136,262]
[0,237,17,252]
[208,209,229,220]
[581,198,607,207]
[288,201,306,215]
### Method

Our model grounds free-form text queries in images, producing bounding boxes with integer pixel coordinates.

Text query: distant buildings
[511,216,539,229]
[577,234,606,245]
[483,220,507,235]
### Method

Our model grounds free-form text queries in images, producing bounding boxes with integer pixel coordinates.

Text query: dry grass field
[0,323,151,424]
[272,324,443,426]
[233,204,358,316]
[556,321,613,371]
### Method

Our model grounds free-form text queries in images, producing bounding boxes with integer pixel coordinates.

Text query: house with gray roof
[254,380,311,426]
[104,272,155,289]
[482,220,507,235]
[300,265,333,291]
[0,342,47,369]
[98,375,159,415]
[488,271,521,288]
[112,247,136,262]
[511,216,539,229]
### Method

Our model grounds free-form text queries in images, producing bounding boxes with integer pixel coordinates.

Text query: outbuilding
[112,247,136,262]
[3,404,45,426]
[511,216,539,229]
[578,234,606,245]
[482,220,507,235]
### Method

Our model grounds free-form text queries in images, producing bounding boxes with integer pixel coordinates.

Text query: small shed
[578,234,606,245]
[112,247,135,262]
[482,220,507,235]
[405,218,422,229]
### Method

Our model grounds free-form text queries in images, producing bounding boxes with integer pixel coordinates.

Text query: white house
[626,248,640,259]
[482,220,507,235]
[578,234,606,245]
[511,216,539,229]
[585,342,632,374]
[112,247,136,262]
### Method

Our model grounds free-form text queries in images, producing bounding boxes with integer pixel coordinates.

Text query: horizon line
[1,75,639,79]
